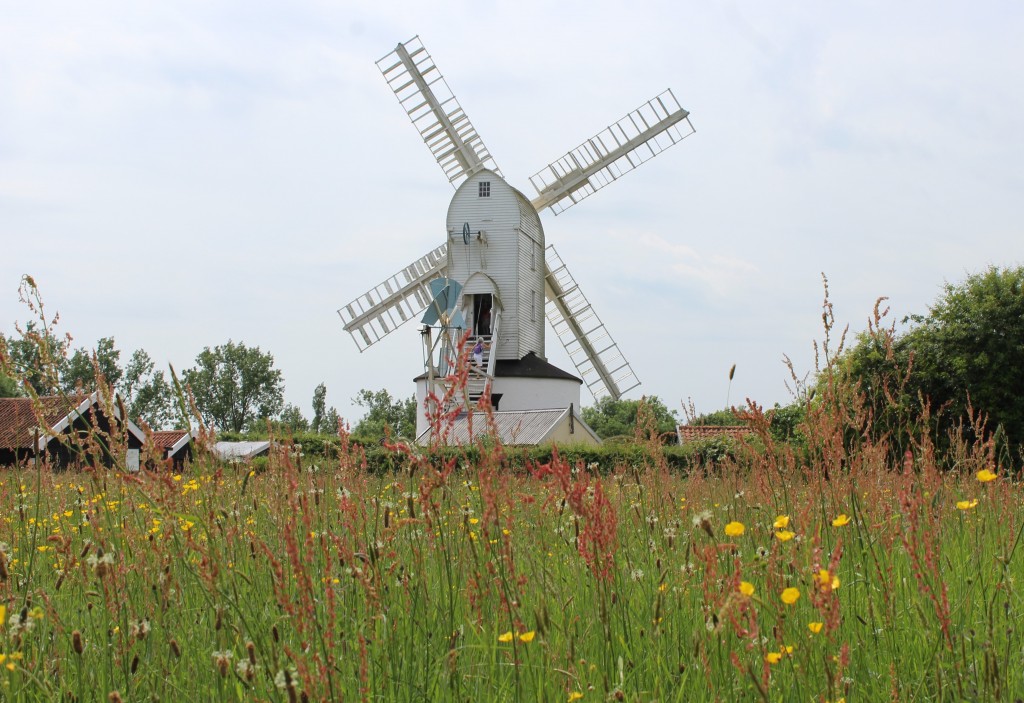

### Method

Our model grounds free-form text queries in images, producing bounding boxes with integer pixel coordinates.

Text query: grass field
[1,400,1022,702]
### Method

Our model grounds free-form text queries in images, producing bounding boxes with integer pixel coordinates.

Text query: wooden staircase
[442,311,499,411]
[461,336,494,404]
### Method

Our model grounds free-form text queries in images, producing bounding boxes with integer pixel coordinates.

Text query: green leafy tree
[62,336,122,393]
[278,403,310,433]
[351,388,416,442]
[323,407,341,436]
[688,407,745,426]
[184,341,285,433]
[765,402,807,445]
[0,337,20,397]
[122,349,175,429]
[4,321,68,395]
[582,396,680,441]
[840,265,1024,453]
[311,383,329,434]
[904,266,1024,444]
[0,370,20,397]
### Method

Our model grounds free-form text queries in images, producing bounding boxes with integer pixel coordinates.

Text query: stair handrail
[485,311,500,379]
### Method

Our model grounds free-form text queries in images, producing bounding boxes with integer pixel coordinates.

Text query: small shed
[150,429,200,469]
[0,392,146,469]
[417,406,601,446]
[212,441,274,462]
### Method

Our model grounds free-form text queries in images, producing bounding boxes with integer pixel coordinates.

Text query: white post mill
[337,37,695,441]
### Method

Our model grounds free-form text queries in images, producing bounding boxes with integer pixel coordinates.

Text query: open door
[472,293,493,336]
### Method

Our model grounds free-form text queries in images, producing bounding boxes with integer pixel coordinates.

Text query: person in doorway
[472,338,488,367]
[479,307,491,336]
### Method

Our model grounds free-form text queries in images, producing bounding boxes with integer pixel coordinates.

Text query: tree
[323,407,341,435]
[62,336,122,393]
[4,321,68,395]
[0,336,20,397]
[310,382,342,435]
[582,396,680,441]
[0,369,20,397]
[841,265,1024,452]
[183,341,284,433]
[688,406,745,426]
[277,404,310,433]
[311,383,327,433]
[122,349,175,430]
[905,266,1024,441]
[351,388,416,441]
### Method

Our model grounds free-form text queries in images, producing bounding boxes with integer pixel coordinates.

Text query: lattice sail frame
[544,245,640,400]
[337,245,448,352]
[529,90,694,215]
[377,36,501,186]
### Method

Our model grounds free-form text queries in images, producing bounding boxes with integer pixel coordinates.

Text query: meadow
[1,390,1022,702]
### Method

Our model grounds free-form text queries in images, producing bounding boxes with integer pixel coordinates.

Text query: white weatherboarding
[337,37,695,439]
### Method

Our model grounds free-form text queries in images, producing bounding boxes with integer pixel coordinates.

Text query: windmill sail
[337,245,448,351]
[377,36,501,186]
[530,90,694,215]
[543,245,640,400]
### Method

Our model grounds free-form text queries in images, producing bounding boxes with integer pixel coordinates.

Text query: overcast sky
[2,1,1022,426]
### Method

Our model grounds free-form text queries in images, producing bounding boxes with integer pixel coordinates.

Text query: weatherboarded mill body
[447,170,545,362]
[337,37,695,443]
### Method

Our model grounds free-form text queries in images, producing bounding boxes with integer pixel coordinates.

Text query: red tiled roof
[0,396,89,449]
[150,430,189,450]
[677,425,751,444]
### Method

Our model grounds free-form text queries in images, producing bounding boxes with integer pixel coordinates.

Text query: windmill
[338,36,695,438]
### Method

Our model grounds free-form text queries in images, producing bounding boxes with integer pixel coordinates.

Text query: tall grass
[0,411,1021,700]
[1,280,1022,701]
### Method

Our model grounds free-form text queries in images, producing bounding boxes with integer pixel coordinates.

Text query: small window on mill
[478,181,491,198]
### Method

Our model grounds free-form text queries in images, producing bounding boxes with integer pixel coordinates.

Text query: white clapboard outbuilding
[337,37,695,442]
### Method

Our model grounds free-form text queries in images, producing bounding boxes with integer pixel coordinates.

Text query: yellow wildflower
[831,514,851,527]
[773,515,790,529]
[956,499,979,511]
[765,651,782,664]
[977,469,997,483]
[497,631,513,643]
[808,621,824,634]
[781,587,800,605]
[568,693,584,702]
[775,530,795,542]
[739,581,755,597]
[724,521,745,537]
[816,569,840,591]
[518,631,536,643]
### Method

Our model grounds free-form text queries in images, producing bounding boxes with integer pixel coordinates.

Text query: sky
[2,1,1022,427]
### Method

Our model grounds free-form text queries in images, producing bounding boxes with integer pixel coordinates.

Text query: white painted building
[446,169,545,361]
[414,171,590,439]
